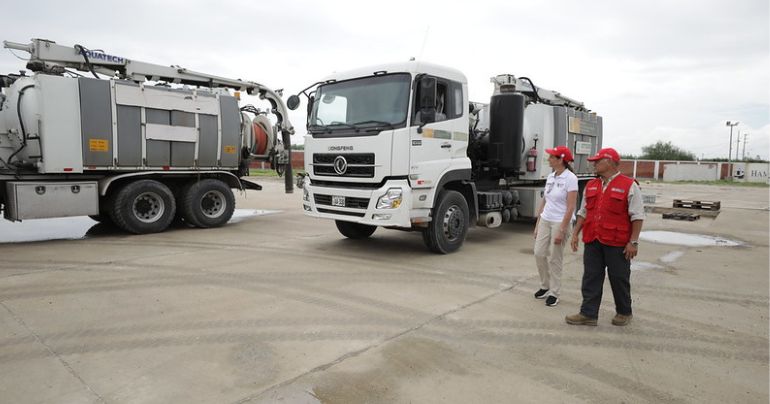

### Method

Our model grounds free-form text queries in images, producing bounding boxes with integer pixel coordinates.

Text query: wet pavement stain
[639,231,742,247]
[631,261,664,271]
[0,209,280,244]
[311,337,466,404]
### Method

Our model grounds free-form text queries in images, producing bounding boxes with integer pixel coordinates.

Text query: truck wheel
[335,220,376,239]
[422,190,469,254]
[110,180,176,234]
[180,179,235,228]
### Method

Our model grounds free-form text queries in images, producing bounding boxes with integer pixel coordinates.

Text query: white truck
[0,38,295,234]
[289,61,602,253]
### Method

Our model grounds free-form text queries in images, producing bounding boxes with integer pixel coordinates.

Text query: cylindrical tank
[488,92,525,170]
[0,76,42,165]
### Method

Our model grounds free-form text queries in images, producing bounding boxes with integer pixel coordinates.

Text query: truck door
[409,76,467,187]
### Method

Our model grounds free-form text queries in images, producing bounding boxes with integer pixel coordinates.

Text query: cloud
[2,0,767,158]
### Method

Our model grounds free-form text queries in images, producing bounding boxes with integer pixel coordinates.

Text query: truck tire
[180,179,235,228]
[422,190,469,254]
[109,180,176,234]
[335,220,376,239]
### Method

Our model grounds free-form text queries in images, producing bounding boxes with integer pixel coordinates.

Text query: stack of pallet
[673,199,721,211]
[662,199,722,221]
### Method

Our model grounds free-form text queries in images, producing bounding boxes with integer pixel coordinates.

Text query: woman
[533,145,578,307]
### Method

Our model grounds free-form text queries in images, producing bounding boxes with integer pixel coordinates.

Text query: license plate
[332,195,345,207]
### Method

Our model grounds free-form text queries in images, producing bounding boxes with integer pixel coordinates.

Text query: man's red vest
[582,174,634,247]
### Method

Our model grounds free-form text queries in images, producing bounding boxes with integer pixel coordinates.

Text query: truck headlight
[376,188,402,209]
[303,187,310,202]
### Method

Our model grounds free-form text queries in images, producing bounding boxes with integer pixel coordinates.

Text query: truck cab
[301,62,471,229]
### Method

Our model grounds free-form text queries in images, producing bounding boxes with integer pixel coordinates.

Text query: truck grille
[312,153,375,178]
[317,208,366,217]
[314,194,370,209]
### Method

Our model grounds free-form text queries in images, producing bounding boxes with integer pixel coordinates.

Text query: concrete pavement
[0,179,767,403]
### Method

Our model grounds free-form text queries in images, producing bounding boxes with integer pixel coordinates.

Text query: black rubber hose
[518,77,542,104]
[283,129,293,194]
[7,84,35,164]
[74,44,100,79]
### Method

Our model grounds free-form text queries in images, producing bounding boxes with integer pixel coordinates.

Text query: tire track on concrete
[516,278,768,342]
[0,317,412,349]
[0,302,107,403]
[461,340,688,404]
[444,319,767,349]
[420,325,766,363]
[0,329,398,363]
[231,281,523,404]
[517,277,769,307]
[88,238,514,286]
[632,284,768,306]
[522,349,689,404]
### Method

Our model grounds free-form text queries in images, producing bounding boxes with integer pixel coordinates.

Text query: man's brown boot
[612,314,633,326]
[565,313,597,326]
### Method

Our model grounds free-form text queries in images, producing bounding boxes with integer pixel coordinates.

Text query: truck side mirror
[287,95,300,110]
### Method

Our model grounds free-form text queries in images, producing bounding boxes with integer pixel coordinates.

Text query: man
[566,147,644,326]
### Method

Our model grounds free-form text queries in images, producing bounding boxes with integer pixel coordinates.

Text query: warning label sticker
[223,145,237,154]
[89,139,109,152]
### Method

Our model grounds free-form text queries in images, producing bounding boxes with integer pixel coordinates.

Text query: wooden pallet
[662,212,700,221]
[673,199,721,211]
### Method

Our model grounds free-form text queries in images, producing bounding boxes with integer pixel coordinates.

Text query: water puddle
[0,209,280,243]
[639,231,741,247]
[0,216,97,243]
[660,250,685,263]
[631,261,664,271]
[228,209,279,223]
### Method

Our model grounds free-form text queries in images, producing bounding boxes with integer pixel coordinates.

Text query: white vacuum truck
[0,38,295,234]
[289,61,602,253]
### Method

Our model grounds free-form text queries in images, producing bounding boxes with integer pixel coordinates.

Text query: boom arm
[490,74,586,111]
[4,38,294,136]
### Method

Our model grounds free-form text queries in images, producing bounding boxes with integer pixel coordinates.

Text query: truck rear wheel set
[109,180,176,234]
[180,179,235,229]
[106,178,235,234]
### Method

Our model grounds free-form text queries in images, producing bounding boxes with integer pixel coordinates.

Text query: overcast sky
[3,0,768,159]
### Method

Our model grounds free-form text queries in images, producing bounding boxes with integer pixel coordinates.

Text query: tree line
[621,141,767,162]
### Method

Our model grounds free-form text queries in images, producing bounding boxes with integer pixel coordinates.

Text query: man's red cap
[545,146,574,163]
[587,147,620,162]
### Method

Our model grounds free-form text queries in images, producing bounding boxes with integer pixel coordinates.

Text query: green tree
[640,141,695,161]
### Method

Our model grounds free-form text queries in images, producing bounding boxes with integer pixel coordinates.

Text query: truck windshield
[309,73,410,135]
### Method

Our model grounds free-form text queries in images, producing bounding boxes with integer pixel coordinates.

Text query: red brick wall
[249,152,305,170]
[619,160,733,180]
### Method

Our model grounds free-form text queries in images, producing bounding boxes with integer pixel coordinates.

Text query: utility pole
[726,121,739,178]
[742,133,748,160]
[736,129,741,161]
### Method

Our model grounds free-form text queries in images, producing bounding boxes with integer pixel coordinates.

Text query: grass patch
[248,169,279,177]
[248,169,306,177]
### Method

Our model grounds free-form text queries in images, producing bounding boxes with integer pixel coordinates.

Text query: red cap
[587,147,620,162]
[545,146,574,162]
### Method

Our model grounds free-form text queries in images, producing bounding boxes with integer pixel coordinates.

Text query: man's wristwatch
[630,240,639,247]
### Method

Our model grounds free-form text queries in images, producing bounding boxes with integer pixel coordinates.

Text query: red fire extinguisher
[526,146,538,172]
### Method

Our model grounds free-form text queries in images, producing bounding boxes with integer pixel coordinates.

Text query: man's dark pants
[580,240,632,318]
